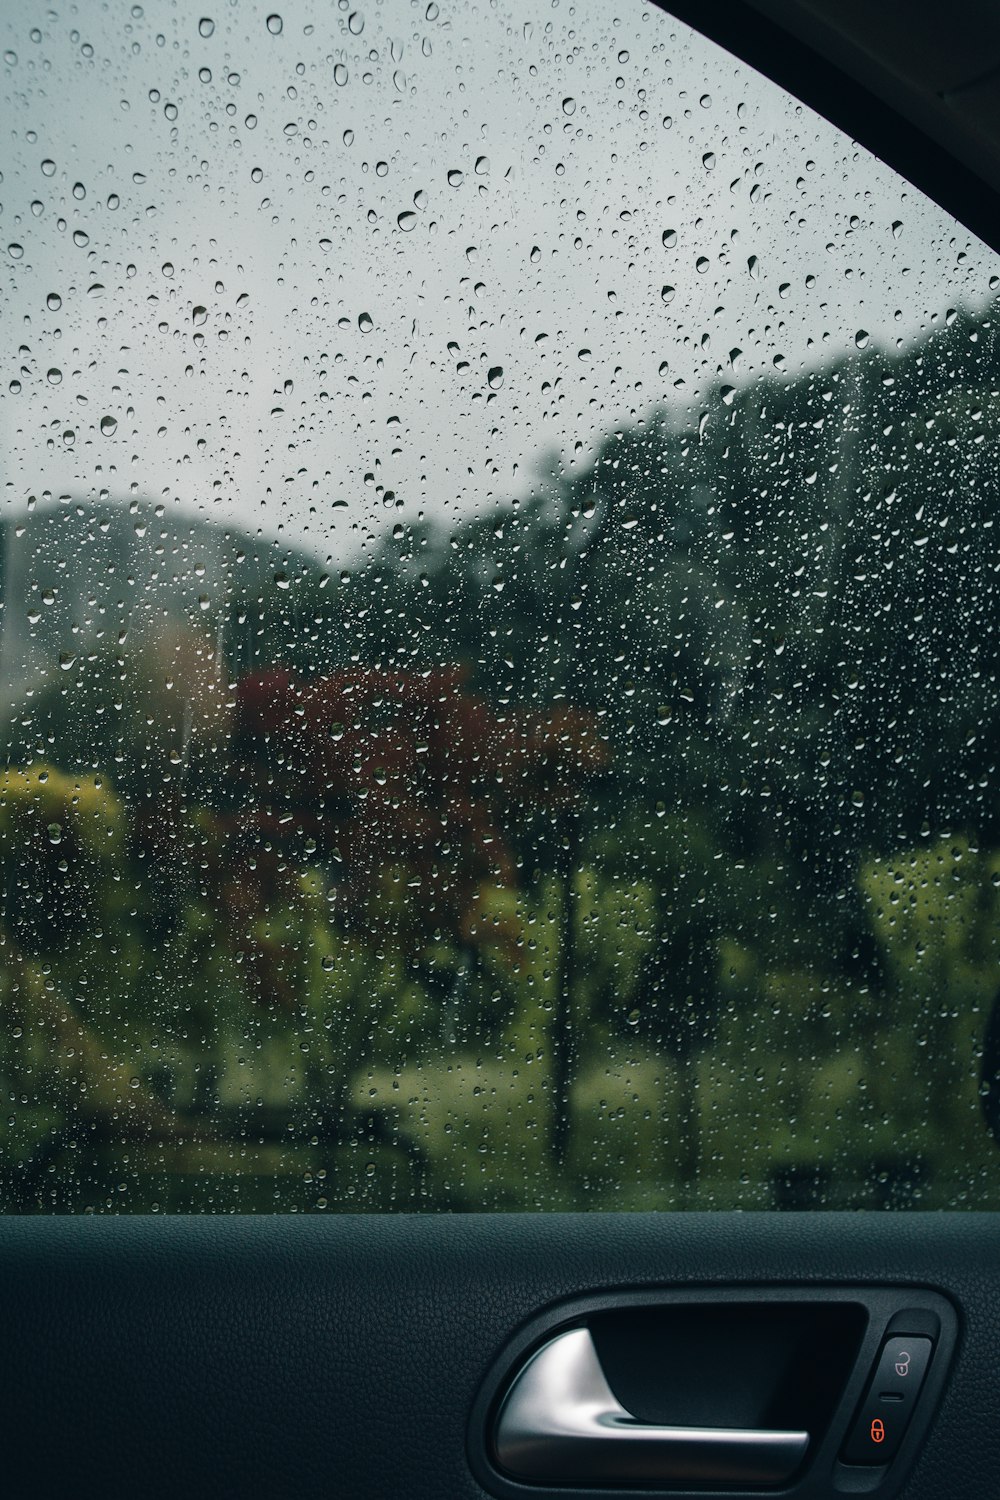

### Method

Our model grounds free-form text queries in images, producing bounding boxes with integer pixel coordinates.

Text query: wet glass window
[2,0,1000,1212]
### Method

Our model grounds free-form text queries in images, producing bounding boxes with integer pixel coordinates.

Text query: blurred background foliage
[3,306,1000,1211]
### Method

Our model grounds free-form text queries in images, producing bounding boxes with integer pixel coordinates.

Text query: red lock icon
[870,1419,886,1444]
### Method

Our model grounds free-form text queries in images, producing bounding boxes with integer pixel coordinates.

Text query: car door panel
[2,1214,998,1500]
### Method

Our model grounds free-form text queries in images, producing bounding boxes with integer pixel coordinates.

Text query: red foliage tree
[225,666,610,958]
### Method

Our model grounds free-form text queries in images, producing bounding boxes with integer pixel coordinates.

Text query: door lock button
[841,1336,933,1465]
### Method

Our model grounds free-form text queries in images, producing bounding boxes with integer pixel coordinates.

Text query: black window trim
[653,0,1000,258]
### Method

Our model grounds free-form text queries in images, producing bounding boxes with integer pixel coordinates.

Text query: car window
[2,0,999,1213]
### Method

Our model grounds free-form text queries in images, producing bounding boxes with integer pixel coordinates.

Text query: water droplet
[447,169,463,187]
[397,211,417,232]
[245,113,257,129]
[7,243,24,260]
[662,228,676,248]
[658,360,669,376]
[100,415,117,436]
[348,10,364,34]
[334,62,348,86]
[358,312,373,332]
[41,158,56,176]
[46,367,62,385]
[695,255,709,273]
[702,151,716,169]
[475,155,489,174]
[747,254,759,278]
[661,285,675,303]
[266,13,283,34]
[855,329,869,349]
[274,571,289,589]
[891,220,903,239]
[192,305,207,325]
[562,97,576,116]
[343,128,354,146]
[47,823,62,845]
[578,347,591,362]
[198,16,214,37]
[72,181,86,200]
[162,261,174,277]
[487,366,504,389]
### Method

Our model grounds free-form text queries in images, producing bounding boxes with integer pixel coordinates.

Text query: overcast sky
[2,0,998,564]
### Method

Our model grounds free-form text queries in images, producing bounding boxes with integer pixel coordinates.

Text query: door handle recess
[494,1327,810,1487]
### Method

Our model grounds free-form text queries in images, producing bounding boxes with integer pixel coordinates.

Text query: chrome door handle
[494,1327,810,1487]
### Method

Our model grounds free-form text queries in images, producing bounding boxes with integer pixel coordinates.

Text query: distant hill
[0,498,321,699]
